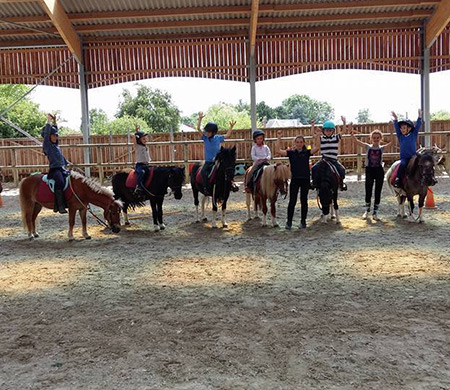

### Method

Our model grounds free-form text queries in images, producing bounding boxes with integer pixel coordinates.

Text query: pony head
[168,166,185,200]
[417,152,437,187]
[216,146,236,182]
[105,199,122,233]
[273,163,290,196]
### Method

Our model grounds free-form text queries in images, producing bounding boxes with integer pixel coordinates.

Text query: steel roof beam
[39,0,82,63]
[425,0,450,47]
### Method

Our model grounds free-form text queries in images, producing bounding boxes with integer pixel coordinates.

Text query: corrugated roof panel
[62,0,251,13]
[0,1,44,17]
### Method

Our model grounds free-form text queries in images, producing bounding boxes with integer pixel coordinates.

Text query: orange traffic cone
[425,187,437,209]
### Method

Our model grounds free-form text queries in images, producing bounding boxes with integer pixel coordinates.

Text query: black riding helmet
[397,119,414,130]
[135,131,148,145]
[252,129,265,141]
[204,122,218,136]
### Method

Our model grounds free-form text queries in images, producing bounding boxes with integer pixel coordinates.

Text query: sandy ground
[1,172,450,390]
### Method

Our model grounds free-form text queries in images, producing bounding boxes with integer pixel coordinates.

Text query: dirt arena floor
[1,173,450,390]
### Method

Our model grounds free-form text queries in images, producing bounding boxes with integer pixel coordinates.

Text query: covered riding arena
[1,1,450,389]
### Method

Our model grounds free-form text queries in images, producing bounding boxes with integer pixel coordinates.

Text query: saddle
[195,164,217,187]
[125,167,154,189]
[389,156,417,187]
[322,159,342,183]
[36,174,73,204]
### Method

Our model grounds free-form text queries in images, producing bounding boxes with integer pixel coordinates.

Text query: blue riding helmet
[322,120,336,130]
[204,122,218,136]
[252,129,265,141]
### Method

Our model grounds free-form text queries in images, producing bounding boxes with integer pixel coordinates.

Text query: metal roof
[0,0,449,88]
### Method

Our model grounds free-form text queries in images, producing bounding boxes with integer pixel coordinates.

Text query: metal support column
[249,47,257,133]
[421,27,431,148]
[79,63,91,176]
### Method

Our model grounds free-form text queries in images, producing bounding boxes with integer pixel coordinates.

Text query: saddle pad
[195,165,217,186]
[125,167,154,189]
[36,175,73,204]
[389,164,400,185]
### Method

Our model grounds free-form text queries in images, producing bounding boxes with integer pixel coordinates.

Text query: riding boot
[54,189,67,214]
[231,181,239,192]
[340,181,348,191]
[393,177,401,188]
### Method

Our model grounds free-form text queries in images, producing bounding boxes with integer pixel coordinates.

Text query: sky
[29,69,450,131]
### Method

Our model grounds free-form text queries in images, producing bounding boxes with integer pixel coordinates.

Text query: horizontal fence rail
[1,122,449,186]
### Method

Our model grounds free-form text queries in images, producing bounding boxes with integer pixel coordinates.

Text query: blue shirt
[394,117,421,160]
[41,123,68,169]
[202,134,225,162]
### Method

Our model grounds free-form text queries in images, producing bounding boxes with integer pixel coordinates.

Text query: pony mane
[260,163,290,196]
[70,171,114,198]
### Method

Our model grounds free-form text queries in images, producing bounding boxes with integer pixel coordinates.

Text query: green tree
[203,103,251,130]
[356,108,374,124]
[279,94,334,124]
[116,85,180,133]
[256,101,276,123]
[91,114,151,136]
[89,108,110,135]
[0,85,46,138]
[431,110,450,120]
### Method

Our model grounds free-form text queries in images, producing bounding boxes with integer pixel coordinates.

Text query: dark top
[41,123,68,169]
[287,148,311,179]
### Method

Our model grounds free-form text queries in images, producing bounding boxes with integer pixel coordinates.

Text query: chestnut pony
[19,171,122,241]
[245,163,290,227]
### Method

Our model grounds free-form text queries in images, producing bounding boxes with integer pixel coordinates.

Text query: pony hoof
[202,218,208,222]
[69,238,74,242]
[84,235,91,240]
[273,223,279,228]
[195,220,200,223]
[223,224,228,228]
[402,215,408,219]
[28,236,34,241]
[124,222,131,226]
[330,216,336,220]
[33,233,39,238]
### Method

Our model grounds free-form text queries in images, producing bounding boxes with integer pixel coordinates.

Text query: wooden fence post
[183,141,189,184]
[97,146,104,184]
[446,134,450,175]
[356,143,362,181]
[10,147,19,186]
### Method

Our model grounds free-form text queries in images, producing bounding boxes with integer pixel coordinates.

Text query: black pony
[190,146,236,228]
[313,159,341,224]
[386,151,438,223]
[112,166,185,231]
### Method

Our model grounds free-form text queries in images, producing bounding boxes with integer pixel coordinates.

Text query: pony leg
[150,198,160,232]
[270,199,279,227]
[79,208,91,240]
[221,202,228,228]
[122,203,130,225]
[333,195,340,224]
[261,197,268,227]
[417,193,426,223]
[157,199,165,229]
[211,197,218,228]
[407,197,416,222]
[68,207,77,241]
[246,192,252,220]
[31,203,42,238]
[200,195,207,222]
[24,204,35,240]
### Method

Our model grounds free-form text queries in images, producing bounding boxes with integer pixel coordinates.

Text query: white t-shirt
[251,144,271,162]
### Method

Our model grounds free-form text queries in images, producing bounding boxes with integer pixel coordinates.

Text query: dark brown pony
[19,171,122,241]
[245,163,290,227]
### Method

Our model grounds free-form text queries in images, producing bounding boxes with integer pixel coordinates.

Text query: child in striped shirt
[311,117,347,191]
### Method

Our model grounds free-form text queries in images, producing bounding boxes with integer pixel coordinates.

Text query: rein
[68,176,111,230]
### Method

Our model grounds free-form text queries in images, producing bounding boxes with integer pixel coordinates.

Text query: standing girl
[275,124,320,229]
[351,126,391,220]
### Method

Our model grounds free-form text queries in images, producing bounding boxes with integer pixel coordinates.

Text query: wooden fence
[1,121,449,185]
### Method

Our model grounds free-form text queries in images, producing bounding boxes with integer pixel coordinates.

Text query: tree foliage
[431,110,450,120]
[116,85,180,133]
[278,94,334,124]
[202,103,252,130]
[90,109,151,135]
[0,85,46,138]
[356,108,374,124]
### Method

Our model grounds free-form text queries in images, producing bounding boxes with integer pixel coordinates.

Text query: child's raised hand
[391,111,397,120]
[418,109,423,118]
[229,120,236,129]
[309,119,316,126]
[277,130,283,138]
[341,116,347,125]
[198,111,205,120]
